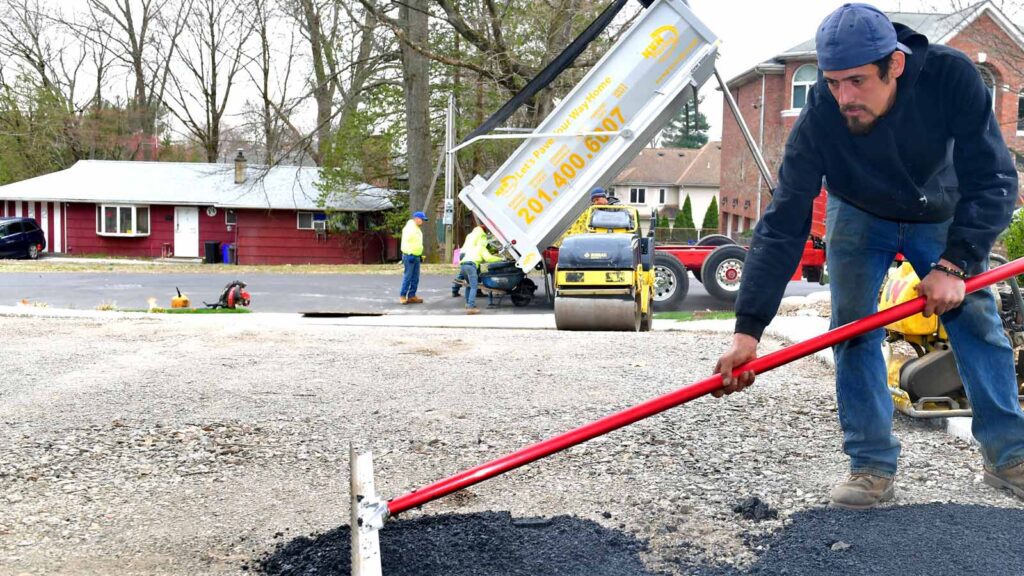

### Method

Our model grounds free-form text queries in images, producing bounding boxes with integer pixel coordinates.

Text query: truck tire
[700,244,746,302]
[696,234,735,247]
[653,253,688,311]
[802,265,824,284]
[694,235,735,282]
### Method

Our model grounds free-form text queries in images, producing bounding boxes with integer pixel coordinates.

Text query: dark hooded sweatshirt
[734,24,1019,341]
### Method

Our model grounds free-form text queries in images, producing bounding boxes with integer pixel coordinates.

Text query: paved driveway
[0,269,826,314]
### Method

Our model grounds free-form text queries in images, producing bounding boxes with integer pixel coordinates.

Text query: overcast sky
[686,0,1023,139]
[16,1,1021,150]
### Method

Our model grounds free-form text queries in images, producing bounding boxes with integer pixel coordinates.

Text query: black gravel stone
[679,503,1024,576]
[732,496,778,521]
[257,511,664,576]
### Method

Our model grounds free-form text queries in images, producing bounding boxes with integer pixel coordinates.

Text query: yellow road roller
[553,205,655,331]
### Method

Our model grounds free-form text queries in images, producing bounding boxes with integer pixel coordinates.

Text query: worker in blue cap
[714,3,1024,508]
[590,187,619,206]
[399,210,428,304]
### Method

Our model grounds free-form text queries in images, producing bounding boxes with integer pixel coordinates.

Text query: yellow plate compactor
[880,257,1024,417]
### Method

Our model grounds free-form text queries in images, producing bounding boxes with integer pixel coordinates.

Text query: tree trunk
[400,0,434,258]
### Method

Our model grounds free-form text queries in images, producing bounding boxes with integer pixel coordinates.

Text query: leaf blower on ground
[204,280,251,309]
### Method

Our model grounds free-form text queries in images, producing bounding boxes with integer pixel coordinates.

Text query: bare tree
[165,0,253,162]
[0,0,88,110]
[291,0,339,165]
[243,0,302,164]
[80,0,192,160]
[359,0,635,127]
[286,0,395,166]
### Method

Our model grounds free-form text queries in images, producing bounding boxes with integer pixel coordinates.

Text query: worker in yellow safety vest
[399,211,427,304]
[451,223,503,314]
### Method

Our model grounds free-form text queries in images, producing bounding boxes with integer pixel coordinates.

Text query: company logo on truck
[495,175,519,197]
[642,25,678,62]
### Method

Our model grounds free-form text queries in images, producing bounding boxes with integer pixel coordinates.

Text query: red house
[719,1,1024,237]
[0,153,395,265]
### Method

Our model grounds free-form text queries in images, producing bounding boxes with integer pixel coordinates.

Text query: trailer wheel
[511,278,537,307]
[696,234,735,247]
[700,245,746,302]
[653,253,689,311]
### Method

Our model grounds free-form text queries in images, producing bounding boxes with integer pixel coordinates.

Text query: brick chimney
[234,149,247,184]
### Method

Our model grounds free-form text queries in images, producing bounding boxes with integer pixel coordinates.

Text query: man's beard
[842,105,878,135]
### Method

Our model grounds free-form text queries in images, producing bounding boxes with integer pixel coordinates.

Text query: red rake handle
[387,257,1024,515]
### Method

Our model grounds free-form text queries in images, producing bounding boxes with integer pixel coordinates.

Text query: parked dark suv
[0,217,47,259]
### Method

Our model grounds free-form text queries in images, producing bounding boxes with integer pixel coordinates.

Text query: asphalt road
[0,271,826,314]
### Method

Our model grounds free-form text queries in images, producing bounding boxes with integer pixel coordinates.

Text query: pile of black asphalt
[679,503,1024,576]
[257,504,1024,576]
[257,511,662,576]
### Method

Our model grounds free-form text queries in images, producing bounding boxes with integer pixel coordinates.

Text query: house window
[659,188,666,204]
[95,204,151,236]
[136,207,150,234]
[792,64,817,109]
[297,211,326,230]
[1016,89,1024,132]
[978,66,996,111]
[225,209,237,225]
[630,187,646,204]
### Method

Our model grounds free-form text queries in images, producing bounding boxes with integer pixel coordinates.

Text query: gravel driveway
[2,313,1022,575]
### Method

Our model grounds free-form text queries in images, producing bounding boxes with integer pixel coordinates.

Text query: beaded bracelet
[931,263,968,281]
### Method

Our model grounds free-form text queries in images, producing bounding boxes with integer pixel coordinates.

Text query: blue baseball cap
[816,3,912,72]
[590,187,607,200]
[412,210,428,221]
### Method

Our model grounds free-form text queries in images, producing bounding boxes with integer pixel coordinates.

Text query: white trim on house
[40,205,48,250]
[97,204,152,237]
[937,2,1024,52]
[53,202,62,253]
[724,63,786,89]
[791,64,818,110]
[781,109,802,118]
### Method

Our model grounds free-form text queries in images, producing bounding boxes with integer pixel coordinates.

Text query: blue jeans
[460,262,479,308]
[825,194,1024,476]
[400,254,420,298]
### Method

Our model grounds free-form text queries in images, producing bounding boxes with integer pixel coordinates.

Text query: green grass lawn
[117,307,253,314]
[0,260,458,275]
[654,310,735,322]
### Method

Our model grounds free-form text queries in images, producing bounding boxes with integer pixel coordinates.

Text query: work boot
[466,307,480,315]
[399,297,408,305]
[829,473,895,509]
[407,296,424,304]
[984,461,1024,501]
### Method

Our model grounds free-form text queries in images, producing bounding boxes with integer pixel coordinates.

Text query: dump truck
[456,0,827,324]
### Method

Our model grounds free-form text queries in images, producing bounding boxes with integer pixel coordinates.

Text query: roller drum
[554,296,640,331]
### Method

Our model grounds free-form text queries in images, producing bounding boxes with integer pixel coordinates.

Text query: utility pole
[443,94,456,263]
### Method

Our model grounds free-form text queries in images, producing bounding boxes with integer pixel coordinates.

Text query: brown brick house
[719,1,1024,237]
[608,142,721,234]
